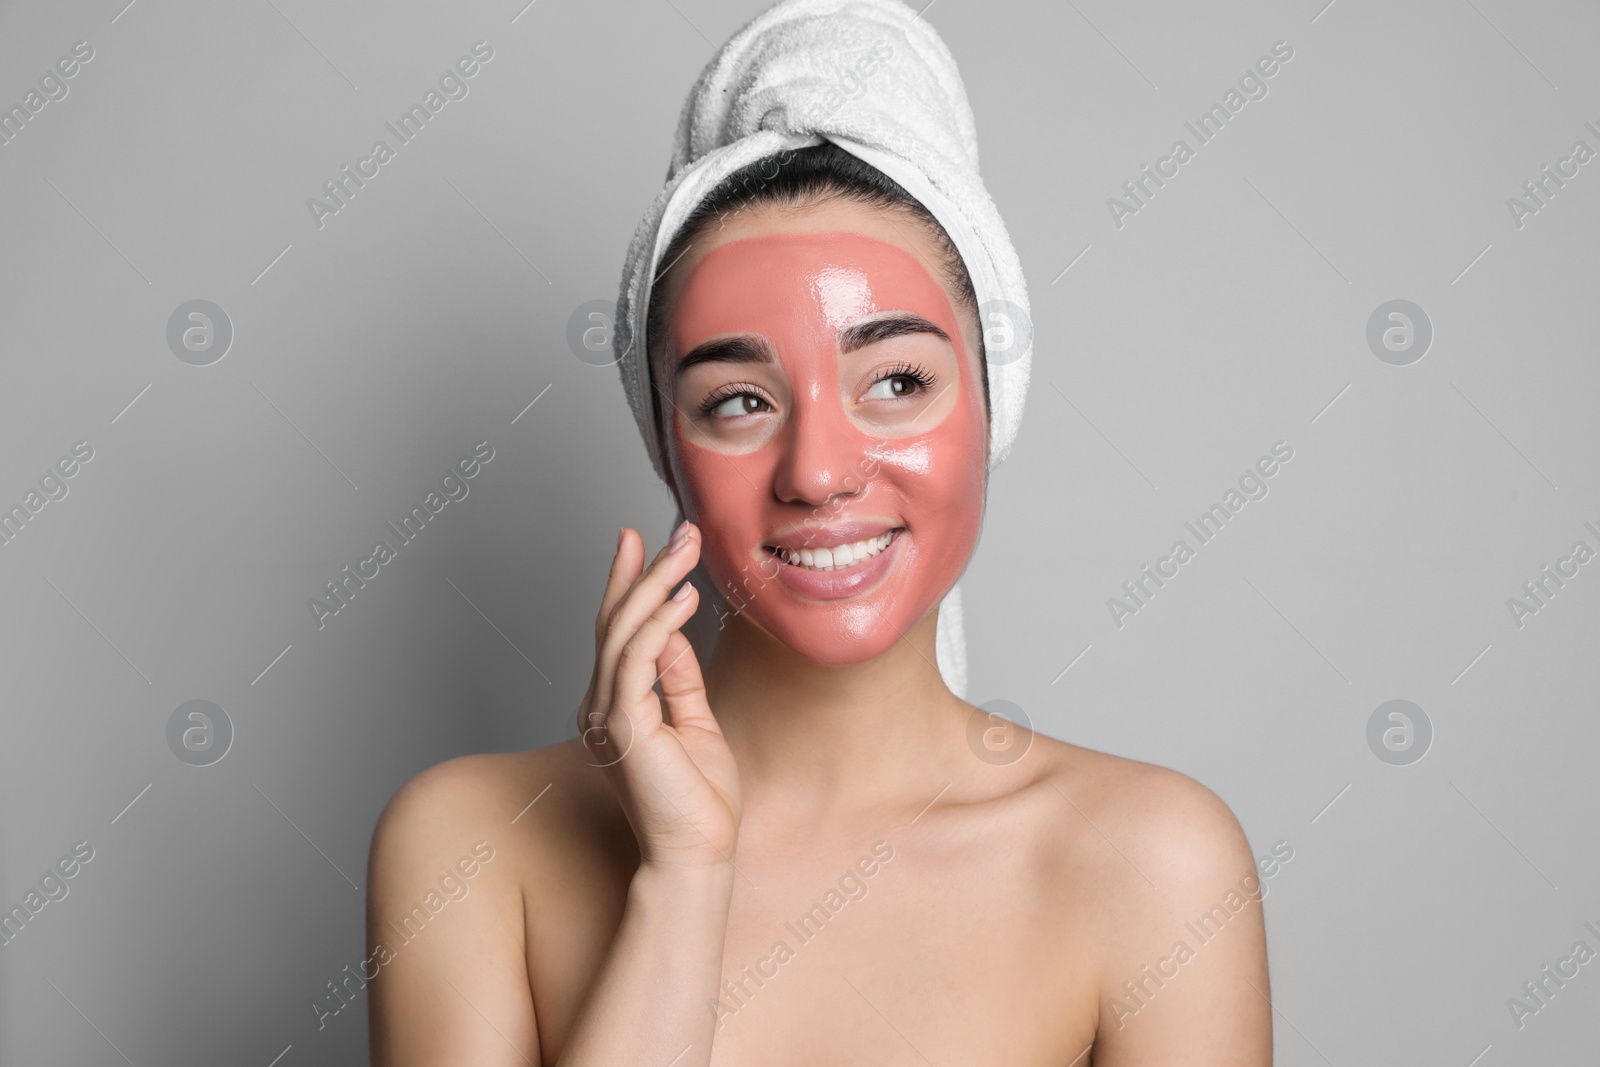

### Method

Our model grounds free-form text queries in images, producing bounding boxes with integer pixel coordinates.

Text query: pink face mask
[662,230,988,667]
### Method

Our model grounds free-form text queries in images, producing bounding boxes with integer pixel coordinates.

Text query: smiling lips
[764,528,902,571]
[759,519,907,601]
[762,524,906,601]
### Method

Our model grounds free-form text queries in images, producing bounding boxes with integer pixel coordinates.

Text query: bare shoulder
[1016,734,1258,930]
[1018,734,1271,1059]
[366,742,629,1065]
[371,740,623,878]
[367,749,538,947]
[371,749,533,867]
[1055,738,1244,847]
[1025,734,1249,862]
[374,750,521,831]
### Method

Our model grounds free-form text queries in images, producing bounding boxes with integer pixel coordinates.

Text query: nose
[770,389,868,507]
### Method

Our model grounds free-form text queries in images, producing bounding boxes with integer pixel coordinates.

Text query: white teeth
[771,532,896,571]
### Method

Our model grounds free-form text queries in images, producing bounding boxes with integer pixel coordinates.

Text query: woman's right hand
[576,521,742,873]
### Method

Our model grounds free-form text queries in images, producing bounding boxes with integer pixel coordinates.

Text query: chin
[752,603,918,668]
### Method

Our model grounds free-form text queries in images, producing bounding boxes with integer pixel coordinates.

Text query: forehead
[669,230,955,345]
[654,199,963,358]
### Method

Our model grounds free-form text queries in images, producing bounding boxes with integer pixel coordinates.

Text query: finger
[583,529,644,733]
[655,620,718,735]
[598,525,693,645]
[594,524,701,711]
[610,579,700,736]
[591,524,687,699]
[594,527,644,645]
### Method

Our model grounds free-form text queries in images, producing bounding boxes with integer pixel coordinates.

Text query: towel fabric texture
[613,0,1031,699]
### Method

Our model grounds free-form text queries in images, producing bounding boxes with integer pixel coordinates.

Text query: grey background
[1,0,1595,1063]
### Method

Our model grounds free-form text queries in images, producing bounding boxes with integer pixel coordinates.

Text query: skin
[663,228,986,668]
[367,199,1273,1066]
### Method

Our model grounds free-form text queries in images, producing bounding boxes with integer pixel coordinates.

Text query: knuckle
[602,608,627,640]
[620,623,662,663]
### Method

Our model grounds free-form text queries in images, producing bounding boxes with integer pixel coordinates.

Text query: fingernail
[617,527,625,553]
[672,580,694,602]
[668,520,691,553]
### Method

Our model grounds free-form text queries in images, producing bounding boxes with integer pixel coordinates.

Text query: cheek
[878,439,984,531]
[873,392,987,564]
[883,376,986,501]
[669,438,774,587]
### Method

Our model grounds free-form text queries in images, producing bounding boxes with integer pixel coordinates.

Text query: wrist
[630,858,737,906]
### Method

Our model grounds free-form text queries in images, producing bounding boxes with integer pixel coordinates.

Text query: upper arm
[367,754,539,1067]
[1086,769,1273,1066]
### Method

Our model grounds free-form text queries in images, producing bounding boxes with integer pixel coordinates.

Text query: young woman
[367,6,1272,1064]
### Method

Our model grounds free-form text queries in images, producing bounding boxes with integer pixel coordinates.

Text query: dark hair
[644,142,989,453]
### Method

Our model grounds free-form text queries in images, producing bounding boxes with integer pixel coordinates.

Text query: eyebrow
[837,313,950,353]
[674,335,773,374]
[673,313,950,374]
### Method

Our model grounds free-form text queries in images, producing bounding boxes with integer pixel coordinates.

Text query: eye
[702,389,774,419]
[862,361,938,401]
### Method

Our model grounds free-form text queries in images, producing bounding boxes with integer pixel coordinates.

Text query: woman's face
[658,199,988,667]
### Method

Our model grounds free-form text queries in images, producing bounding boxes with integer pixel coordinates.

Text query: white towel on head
[613,0,1031,700]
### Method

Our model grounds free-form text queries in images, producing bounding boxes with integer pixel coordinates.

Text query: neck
[699,604,971,828]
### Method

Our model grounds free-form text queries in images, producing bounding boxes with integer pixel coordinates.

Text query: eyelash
[878,361,939,395]
[697,382,771,418]
[696,362,940,418]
